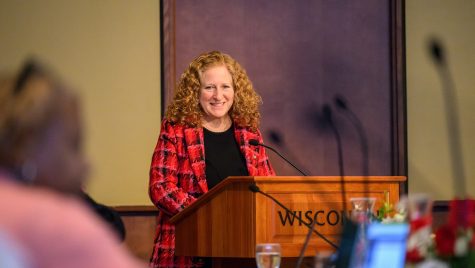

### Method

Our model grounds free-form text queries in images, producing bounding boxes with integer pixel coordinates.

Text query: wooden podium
[170,176,406,267]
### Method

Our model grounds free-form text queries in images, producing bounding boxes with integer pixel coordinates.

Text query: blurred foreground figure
[0,60,144,268]
[81,191,126,241]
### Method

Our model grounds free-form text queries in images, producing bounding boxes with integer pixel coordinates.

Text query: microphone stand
[429,39,466,198]
[323,104,360,268]
[334,96,369,178]
[296,105,347,268]
[250,140,308,176]
[334,96,371,200]
[267,130,312,176]
[295,217,318,268]
[323,105,348,213]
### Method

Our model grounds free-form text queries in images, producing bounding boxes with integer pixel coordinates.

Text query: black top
[203,125,249,189]
[81,192,126,241]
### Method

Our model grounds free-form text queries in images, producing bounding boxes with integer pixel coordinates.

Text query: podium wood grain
[170,176,405,260]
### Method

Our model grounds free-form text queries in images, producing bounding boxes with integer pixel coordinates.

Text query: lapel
[183,126,208,193]
[234,124,259,176]
[184,122,259,191]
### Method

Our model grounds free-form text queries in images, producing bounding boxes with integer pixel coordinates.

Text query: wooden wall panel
[162,0,406,182]
[119,208,158,261]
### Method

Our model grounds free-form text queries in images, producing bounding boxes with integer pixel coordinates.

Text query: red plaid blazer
[149,119,275,268]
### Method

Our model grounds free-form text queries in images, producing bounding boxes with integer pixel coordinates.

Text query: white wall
[406,0,475,199]
[0,0,161,205]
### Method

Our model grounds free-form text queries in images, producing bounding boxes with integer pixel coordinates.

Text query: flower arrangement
[376,196,475,267]
[432,199,475,267]
[376,191,406,223]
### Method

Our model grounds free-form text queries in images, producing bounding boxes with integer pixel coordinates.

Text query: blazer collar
[184,121,257,192]
[183,127,208,193]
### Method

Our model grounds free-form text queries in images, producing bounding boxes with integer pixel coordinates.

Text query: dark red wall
[162,0,405,177]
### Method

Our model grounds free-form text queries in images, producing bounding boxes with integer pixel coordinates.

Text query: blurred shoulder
[0,178,144,268]
[0,178,109,237]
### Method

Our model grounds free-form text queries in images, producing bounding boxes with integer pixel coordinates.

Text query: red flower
[406,249,424,263]
[410,216,432,231]
[435,224,456,257]
[405,215,433,263]
[448,199,475,228]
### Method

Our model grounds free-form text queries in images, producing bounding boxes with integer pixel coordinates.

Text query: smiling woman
[148,51,275,268]
[199,65,234,132]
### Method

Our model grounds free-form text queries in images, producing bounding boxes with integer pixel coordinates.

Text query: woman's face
[199,65,234,123]
[32,96,89,195]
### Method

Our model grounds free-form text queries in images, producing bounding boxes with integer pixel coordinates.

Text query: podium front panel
[172,176,405,258]
[254,176,403,256]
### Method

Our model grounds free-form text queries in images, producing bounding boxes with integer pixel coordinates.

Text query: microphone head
[268,130,283,146]
[248,183,260,193]
[334,95,348,110]
[429,37,445,65]
[249,139,260,146]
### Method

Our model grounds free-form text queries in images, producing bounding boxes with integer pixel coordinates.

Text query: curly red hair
[165,51,262,131]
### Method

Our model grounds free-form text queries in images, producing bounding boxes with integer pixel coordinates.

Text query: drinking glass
[314,251,334,268]
[349,197,376,268]
[407,193,432,220]
[255,243,281,268]
[350,197,376,224]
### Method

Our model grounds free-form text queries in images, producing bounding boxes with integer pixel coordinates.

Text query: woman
[0,60,144,268]
[149,51,275,267]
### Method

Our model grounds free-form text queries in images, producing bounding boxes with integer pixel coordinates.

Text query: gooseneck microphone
[248,184,339,250]
[429,38,466,198]
[334,95,371,198]
[249,139,308,176]
[295,105,349,268]
[267,130,311,175]
[322,105,348,213]
[324,104,358,268]
[250,138,331,267]
[334,96,369,178]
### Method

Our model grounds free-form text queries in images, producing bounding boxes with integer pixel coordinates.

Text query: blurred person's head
[0,60,89,195]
